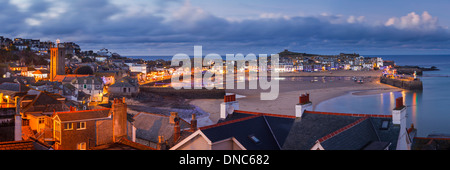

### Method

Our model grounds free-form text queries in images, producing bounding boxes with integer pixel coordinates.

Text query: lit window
[77,142,86,150]
[64,123,73,130]
[77,122,86,130]
[38,118,45,124]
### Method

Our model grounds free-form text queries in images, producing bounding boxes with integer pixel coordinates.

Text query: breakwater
[380,76,423,90]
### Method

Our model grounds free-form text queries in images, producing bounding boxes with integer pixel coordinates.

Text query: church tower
[50,40,66,81]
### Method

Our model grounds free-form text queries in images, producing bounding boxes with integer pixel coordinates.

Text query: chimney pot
[395,97,404,109]
[190,114,197,131]
[296,93,312,118]
[169,112,178,124]
[157,136,166,150]
[224,94,236,102]
[174,120,181,143]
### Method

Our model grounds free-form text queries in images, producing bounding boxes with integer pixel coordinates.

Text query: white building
[376,57,384,68]
[129,64,147,75]
[71,76,104,102]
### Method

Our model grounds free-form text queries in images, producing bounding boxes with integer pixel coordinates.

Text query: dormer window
[380,120,390,130]
[249,135,261,144]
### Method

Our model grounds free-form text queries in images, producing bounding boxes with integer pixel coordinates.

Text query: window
[380,120,390,130]
[77,142,86,150]
[248,135,261,144]
[64,123,73,130]
[38,117,45,124]
[77,122,86,130]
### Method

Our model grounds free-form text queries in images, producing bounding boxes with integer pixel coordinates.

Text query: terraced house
[71,76,104,102]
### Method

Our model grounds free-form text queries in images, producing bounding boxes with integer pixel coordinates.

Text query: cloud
[347,15,365,24]
[385,11,440,31]
[1,0,449,55]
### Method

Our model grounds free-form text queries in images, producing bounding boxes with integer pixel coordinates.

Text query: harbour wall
[380,76,423,91]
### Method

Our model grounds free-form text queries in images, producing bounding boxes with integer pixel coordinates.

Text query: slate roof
[110,76,138,88]
[110,81,135,88]
[0,139,51,150]
[53,74,90,83]
[0,82,30,92]
[200,110,295,150]
[71,76,103,85]
[132,112,191,145]
[21,91,70,114]
[90,137,155,150]
[412,137,450,150]
[54,109,111,122]
[282,111,400,150]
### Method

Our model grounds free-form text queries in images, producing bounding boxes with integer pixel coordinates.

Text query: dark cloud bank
[1,0,449,55]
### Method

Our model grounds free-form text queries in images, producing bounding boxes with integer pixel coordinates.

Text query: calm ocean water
[317,55,450,137]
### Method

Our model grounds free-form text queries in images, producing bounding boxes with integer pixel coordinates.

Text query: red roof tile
[0,140,35,150]
[305,110,392,118]
[317,116,369,143]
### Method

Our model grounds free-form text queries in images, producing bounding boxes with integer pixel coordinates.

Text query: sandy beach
[190,70,403,125]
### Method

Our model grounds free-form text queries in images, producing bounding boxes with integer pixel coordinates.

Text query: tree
[74,66,94,75]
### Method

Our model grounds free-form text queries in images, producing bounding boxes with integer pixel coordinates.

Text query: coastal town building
[49,42,67,81]
[0,91,152,150]
[172,94,416,150]
[132,111,195,149]
[108,76,139,96]
[283,95,416,150]
[277,50,384,72]
[51,98,153,150]
[171,94,296,150]
[412,136,450,150]
[171,111,295,150]
[71,76,104,102]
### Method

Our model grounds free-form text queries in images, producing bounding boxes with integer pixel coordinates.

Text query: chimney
[220,94,239,119]
[69,106,76,111]
[112,98,127,142]
[14,96,22,141]
[392,97,406,125]
[392,97,408,150]
[131,122,136,142]
[295,93,312,118]
[190,114,197,131]
[169,112,178,125]
[395,97,404,110]
[173,119,181,144]
[157,136,166,150]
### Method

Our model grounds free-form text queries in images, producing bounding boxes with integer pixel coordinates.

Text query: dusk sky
[1,0,450,56]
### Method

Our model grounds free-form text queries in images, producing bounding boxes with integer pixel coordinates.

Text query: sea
[128,55,450,137]
[316,55,450,137]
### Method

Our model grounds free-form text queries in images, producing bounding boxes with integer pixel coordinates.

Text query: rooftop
[132,112,191,146]
[200,110,295,150]
[89,137,155,150]
[53,108,111,122]
[282,110,400,150]
[412,137,450,150]
[0,139,51,150]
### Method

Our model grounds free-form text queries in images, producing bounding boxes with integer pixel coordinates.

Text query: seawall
[380,76,423,91]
